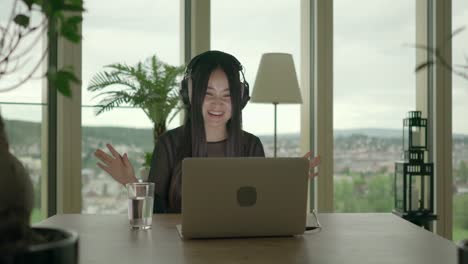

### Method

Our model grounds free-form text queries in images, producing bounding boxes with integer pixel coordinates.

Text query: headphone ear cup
[240,81,250,109]
[180,79,190,106]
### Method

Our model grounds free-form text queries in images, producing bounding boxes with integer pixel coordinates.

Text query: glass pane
[211,0,301,157]
[0,3,44,104]
[82,0,180,214]
[411,126,426,148]
[423,173,431,212]
[2,105,46,223]
[395,163,404,211]
[409,173,418,211]
[81,107,154,213]
[333,0,416,212]
[452,0,468,243]
[0,3,46,223]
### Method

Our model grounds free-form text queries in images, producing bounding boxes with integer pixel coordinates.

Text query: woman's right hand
[94,143,137,186]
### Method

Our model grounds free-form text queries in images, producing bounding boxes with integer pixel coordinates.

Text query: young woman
[94,50,320,213]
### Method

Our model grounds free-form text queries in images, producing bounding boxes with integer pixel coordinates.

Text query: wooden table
[37,213,458,264]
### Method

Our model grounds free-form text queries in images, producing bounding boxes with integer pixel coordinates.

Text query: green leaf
[47,69,79,97]
[59,16,82,42]
[21,0,35,10]
[67,0,84,6]
[59,69,80,84]
[61,3,85,12]
[143,152,152,167]
[14,14,30,28]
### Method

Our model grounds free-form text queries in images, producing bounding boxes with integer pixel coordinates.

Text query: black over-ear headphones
[180,50,250,109]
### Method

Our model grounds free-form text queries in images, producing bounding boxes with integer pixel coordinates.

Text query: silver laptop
[177,157,309,239]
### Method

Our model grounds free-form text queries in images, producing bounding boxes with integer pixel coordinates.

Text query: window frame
[56,1,453,239]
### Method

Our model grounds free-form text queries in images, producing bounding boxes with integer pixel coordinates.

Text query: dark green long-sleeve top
[147,126,265,213]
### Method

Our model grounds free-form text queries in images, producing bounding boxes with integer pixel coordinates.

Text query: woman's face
[201,68,232,129]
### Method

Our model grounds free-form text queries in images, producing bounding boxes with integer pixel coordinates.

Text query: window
[211,0,301,157]
[452,0,468,242]
[81,0,180,213]
[0,3,47,223]
[333,0,416,212]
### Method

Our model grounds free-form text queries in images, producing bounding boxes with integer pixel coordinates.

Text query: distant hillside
[83,125,153,149]
[4,119,154,148]
[4,119,41,146]
[5,119,468,146]
[334,128,401,138]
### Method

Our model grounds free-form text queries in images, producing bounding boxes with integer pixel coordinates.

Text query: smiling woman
[94,51,267,213]
[201,70,234,139]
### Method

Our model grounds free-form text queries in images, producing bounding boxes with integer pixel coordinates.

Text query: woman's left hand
[303,151,320,179]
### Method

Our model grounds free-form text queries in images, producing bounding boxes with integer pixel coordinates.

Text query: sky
[334,0,416,129]
[1,0,468,135]
[452,0,468,135]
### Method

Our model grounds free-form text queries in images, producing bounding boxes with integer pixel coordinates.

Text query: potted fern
[87,55,185,145]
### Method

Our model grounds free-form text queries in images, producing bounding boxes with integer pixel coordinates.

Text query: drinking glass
[126,182,154,230]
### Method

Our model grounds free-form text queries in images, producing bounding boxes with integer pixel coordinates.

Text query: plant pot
[459,239,468,264]
[11,227,79,264]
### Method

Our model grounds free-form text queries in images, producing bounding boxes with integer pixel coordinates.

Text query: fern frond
[88,53,186,127]
[95,97,127,115]
[87,71,139,92]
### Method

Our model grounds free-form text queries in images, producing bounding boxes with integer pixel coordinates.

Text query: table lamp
[251,53,302,157]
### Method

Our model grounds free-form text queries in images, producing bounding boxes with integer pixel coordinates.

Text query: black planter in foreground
[459,239,468,264]
[12,227,79,264]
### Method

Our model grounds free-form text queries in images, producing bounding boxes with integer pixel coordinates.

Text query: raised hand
[303,151,321,179]
[94,143,137,186]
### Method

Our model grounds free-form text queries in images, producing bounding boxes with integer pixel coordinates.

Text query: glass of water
[126,182,154,230]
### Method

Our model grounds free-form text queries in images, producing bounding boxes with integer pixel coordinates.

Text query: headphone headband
[180,50,250,109]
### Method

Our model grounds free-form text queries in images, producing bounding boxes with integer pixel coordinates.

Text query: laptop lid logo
[237,186,257,207]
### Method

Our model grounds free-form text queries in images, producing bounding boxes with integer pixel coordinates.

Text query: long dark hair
[168,51,246,209]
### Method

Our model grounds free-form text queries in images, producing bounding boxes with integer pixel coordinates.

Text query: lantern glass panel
[403,124,409,150]
[405,170,412,211]
[423,175,431,211]
[411,126,426,148]
[410,175,423,211]
[395,163,404,211]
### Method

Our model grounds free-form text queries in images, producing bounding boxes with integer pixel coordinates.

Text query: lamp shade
[251,53,302,104]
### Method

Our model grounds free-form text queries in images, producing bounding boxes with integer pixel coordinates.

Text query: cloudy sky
[1,0,467,135]
[452,0,468,135]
